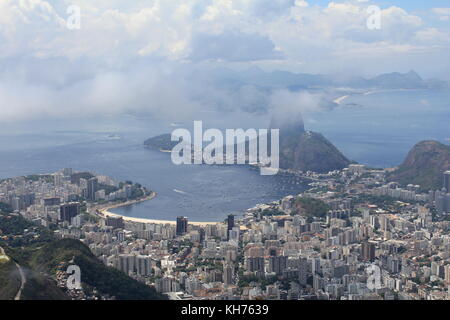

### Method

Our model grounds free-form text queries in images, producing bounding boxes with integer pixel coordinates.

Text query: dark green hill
[21,270,70,300]
[388,140,450,191]
[277,130,350,173]
[144,134,182,151]
[1,206,166,300]
[292,197,330,219]
[271,113,350,173]
[29,238,167,300]
[0,259,21,300]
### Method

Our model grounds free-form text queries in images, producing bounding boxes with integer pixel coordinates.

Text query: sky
[0,0,449,123]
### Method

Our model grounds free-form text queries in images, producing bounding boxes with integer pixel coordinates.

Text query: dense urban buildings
[1,167,450,300]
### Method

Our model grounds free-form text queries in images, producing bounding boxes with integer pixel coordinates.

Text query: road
[14,262,26,300]
[1,246,26,300]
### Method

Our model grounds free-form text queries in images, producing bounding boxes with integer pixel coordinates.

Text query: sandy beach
[333,95,349,105]
[97,192,218,226]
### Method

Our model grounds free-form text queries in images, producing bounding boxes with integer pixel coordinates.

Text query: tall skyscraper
[269,255,287,275]
[106,216,125,229]
[245,257,265,273]
[87,177,98,201]
[60,202,80,222]
[444,171,450,193]
[223,263,234,286]
[227,214,235,240]
[42,197,61,206]
[298,257,308,286]
[176,216,188,236]
[361,241,376,262]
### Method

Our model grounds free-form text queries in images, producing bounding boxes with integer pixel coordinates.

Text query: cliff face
[278,130,351,173]
[271,114,350,173]
[388,140,450,190]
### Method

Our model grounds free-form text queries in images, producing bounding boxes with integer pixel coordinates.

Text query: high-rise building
[176,216,188,236]
[118,254,135,275]
[445,265,450,285]
[71,214,84,228]
[105,216,124,229]
[223,263,234,286]
[42,197,61,206]
[136,255,151,276]
[70,172,92,185]
[59,202,80,222]
[63,168,73,176]
[298,257,308,286]
[361,241,376,262]
[269,256,287,275]
[54,174,63,187]
[245,257,265,273]
[444,171,450,193]
[227,214,235,240]
[124,185,132,198]
[87,178,98,201]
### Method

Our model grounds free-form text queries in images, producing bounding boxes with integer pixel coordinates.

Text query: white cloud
[0,0,448,122]
[415,28,450,44]
[432,8,450,21]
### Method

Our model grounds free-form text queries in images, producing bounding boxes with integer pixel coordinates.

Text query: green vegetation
[25,174,53,183]
[0,202,13,213]
[260,208,285,217]
[144,133,182,151]
[193,259,223,271]
[130,185,144,199]
[388,140,450,191]
[278,129,350,173]
[292,197,330,219]
[99,183,119,195]
[28,239,167,300]
[0,259,21,300]
[1,202,166,300]
[0,212,55,248]
[353,194,410,210]
[21,272,69,300]
[83,212,100,224]
[116,182,146,200]
[238,275,278,290]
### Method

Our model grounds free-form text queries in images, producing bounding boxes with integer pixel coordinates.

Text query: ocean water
[306,89,450,168]
[0,117,307,222]
[0,89,448,221]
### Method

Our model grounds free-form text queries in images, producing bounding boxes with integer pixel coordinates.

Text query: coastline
[96,192,218,226]
[333,95,349,105]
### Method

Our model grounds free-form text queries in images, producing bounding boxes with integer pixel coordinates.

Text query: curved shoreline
[96,192,218,226]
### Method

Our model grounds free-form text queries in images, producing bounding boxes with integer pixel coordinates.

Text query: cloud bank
[0,0,449,123]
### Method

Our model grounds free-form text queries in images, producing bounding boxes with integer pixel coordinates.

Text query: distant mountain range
[212,67,449,90]
[388,140,450,191]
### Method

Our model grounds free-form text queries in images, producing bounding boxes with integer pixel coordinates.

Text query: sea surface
[0,89,449,221]
[0,116,308,222]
